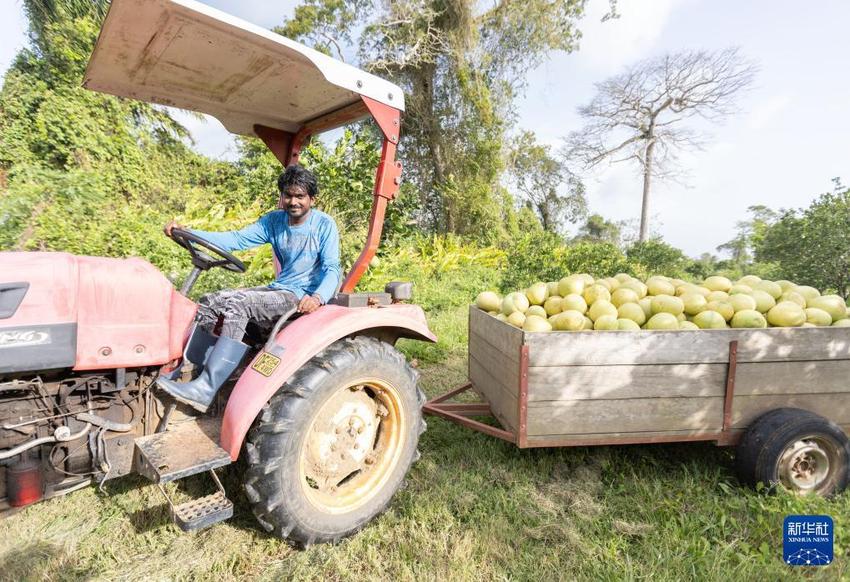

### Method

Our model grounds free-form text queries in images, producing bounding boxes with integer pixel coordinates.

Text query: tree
[567,48,757,241]
[508,131,586,233]
[625,238,690,277]
[716,204,779,268]
[573,213,622,245]
[755,181,850,297]
[277,0,599,240]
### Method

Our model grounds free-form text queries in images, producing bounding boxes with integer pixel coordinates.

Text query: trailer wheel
[243,336,425,545]
[735,408,850,497]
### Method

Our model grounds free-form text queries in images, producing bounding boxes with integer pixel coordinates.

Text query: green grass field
[1,305,849,581]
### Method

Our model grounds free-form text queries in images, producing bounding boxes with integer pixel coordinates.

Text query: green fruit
[703,276,732,292]
[558,275,585,297]
[588,299,618,321]
[728,294,757,313]
[679,321,699,330]
[526,305,547,319]
[577,274,595,286]
[526,282,549,306]
[544,296,563,316]
[767,301,806,327]
[802,322,816,328]
[594,315,619,331]
[475,291,501,312]
[751,289,776,313]
[645,312,679,330]
[676,312,687,322]
[546,282,560,297]
[754,280,783,300]
[706,290,730,303]
[832,319,850,327]
[731,309,767,328]
[488,310,499,316]
[496,313,508,322]
[611,288,639,307]
[620,279,648,298]
[507,311,526,328]
[583,284,611,305]
[638,297,653,319]
[582,316,594,330]
[737,275,762,287]
[646,277,675,296]
[693,310,727,329]
[681,293,708,316]
[617,302,647,326]
[807,295,846,322]
[728,284,753,296]
[797,286,821,302]
[523,315,552,332]
[776,280,796,292]
[614,273,632,283]
[555,310,586,331]
[705,301,734,322]
[676,284,710,298]
[501,292,530,315]
[601,277,621,291]
[804,307,832,327]
[780,290,806,308]
[650,294,685,316]
[560,293,588,314]
[617,318,641,331]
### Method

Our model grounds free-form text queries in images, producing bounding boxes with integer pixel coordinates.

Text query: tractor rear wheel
[243,336,425,545]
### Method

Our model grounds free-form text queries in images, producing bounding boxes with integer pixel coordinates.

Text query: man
[157,164,341,412]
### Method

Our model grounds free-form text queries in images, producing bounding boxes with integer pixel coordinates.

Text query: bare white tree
[566,47,757,241]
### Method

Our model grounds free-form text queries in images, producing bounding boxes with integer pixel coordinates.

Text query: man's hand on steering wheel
[165,221,246,273]
[164,219,183,237]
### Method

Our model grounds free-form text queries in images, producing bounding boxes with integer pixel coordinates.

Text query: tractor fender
[220,303,436,460]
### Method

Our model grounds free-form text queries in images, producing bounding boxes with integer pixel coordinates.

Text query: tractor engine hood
[0,252,196,373]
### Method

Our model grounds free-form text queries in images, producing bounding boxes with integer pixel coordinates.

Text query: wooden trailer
[423,306,850,495]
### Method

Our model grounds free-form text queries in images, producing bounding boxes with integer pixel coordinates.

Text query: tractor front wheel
[243,336,425,545]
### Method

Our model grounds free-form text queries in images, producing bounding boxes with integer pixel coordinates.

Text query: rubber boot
[157,325,218,382]
[156,336,249,413]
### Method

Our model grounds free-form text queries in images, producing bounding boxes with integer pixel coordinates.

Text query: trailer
[424,306,850,496]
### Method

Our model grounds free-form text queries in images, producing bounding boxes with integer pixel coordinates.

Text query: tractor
[0,0,435,545]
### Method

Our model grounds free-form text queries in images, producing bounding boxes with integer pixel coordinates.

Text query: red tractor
[0,0,434,545]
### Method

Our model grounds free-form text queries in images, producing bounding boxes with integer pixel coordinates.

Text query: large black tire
[735,407,850,496]
[243,336,425,545]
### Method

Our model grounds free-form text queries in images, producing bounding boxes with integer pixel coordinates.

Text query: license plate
[251,352,281,377]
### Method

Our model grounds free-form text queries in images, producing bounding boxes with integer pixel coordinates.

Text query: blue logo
[784,515,833,566]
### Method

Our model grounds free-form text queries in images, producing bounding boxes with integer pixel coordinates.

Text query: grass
[2,306,850,581]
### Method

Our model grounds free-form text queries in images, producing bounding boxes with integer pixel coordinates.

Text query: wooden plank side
[734,360,850,396]
[526,428,736,446]
[526,327,850,367]
[469,352,518,432]
[528,363,727,401]
[468,306,524,356]
[732,393,850,428]
[526,396,724,436]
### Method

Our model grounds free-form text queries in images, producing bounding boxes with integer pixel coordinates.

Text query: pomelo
[728,294,757,313]
[475,291,501,312]
[611,288,639,307]
[679,321,699,330]
[776,280,796,292]
[544,296,563,316]
[650,294,685,316]
[594,315,620,331]
[582,316,594,330]
[614,273,632,283]
[751,289,776,313]
[617,302,647,326]
[728,284,753,296]
[703,276,733,292]
[754,280,783,300]
[780,290,806,308]
[797,285,821,302]
[767,301,806,327]
[645,312,679,330]
[523,315,552,332]
[617,318,641,331]
[802,322,816,328]
[737,275,762,287]
[646,277,675,296]
[501,292,530,315]
[558,275,585,297]
[693,310,727,329]
[620,279,648,298]
[604,277,621,291]
[496,313,508,322]
[807,295,846,322]
[731,309,767,328]
[561,293,588,314]
[577,274,595,286]
[588,299,618,321]
[832,319,850,327]
[555,310,585,331]
[706,301,734,321]
[707,291,730,303]
[638,297,653,319]
[583,284,611,305]
[526,305,547,319]
[676,312,687,322]
[507,311,526,328]
[546,281,560,297]
[804,307,832,327]
[681,293,708,316]
[526,282,549,305]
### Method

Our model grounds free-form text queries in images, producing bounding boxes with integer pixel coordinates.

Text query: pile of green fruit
[475,273,850,333]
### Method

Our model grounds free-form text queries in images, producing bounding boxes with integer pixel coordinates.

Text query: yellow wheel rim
[299,377,406,514]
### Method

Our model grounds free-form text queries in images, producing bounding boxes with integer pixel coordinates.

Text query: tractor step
[134,417,231,483]
[171,490,234,532]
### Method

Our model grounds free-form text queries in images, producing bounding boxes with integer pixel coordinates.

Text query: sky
[2,0,848,257]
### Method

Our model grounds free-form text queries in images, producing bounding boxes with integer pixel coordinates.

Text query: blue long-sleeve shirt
[191,209,342,303]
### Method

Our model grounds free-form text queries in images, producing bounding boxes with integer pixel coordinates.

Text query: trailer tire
[735,407,850,497]
[243,336,425,546]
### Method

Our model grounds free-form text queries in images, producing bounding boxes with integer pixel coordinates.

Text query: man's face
[281,185,313,220]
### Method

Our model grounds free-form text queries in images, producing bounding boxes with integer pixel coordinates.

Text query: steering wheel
[169,228,246,273]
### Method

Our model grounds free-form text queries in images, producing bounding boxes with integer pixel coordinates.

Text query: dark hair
[277,165,318,198]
